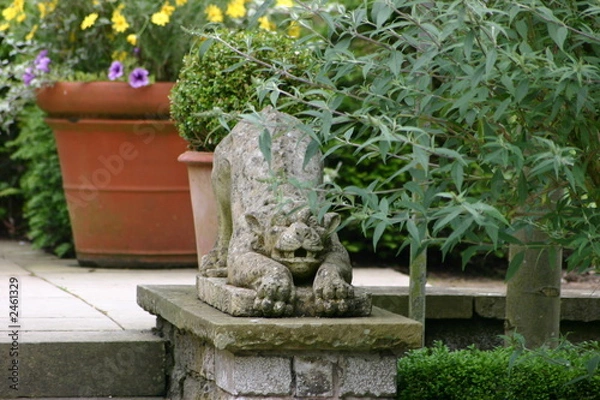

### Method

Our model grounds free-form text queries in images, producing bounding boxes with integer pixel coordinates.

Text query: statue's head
[245,206,341,283]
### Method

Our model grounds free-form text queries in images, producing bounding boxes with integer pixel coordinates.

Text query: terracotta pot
[36,82,197,267]
[36,81,172,119]
[177,151,218,263]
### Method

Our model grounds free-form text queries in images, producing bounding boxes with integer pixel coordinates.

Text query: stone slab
[370,287,474,319]
[137,285,422,353]
[197,276,372,317]
[0,331,166,398]
[367,287,600,322]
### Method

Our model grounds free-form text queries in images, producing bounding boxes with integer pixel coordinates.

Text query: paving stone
[0,331,166,398]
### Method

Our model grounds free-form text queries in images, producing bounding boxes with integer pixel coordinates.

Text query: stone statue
[197,107,371,317]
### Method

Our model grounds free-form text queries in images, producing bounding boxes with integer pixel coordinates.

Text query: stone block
[215,350,292,395]
[474,294,506,319]
[371,293,408,316]
[339,354,397,397]
[197,276,372,317]
[427,294,473,319]
[174,330,214,379]
[0,331,165,398]
[182,374,218,400]
[294,355,335,397]
[138,285,422,354]
[561,295,600,322]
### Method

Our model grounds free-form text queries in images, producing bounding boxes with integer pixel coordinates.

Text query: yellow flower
[25,23,38,40]
[112,50,128,62]
[276,0,293,7]
[37,3,48,19]
[2,7,18,21]
[225,0,245,19]
[288,21,300,38]
[258,16,275,31]
[0,23,10,31]
[175,0,188,5]
[46,0,58,13]
[204,4,223,23]
[127,34,137,46]
[151,11,169,26]
[16,12,25,22]
[161,2,175,16]
[111,10,130,32]
[81,13,98,30]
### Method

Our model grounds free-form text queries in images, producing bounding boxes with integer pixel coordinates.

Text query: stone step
[0,331,166,399]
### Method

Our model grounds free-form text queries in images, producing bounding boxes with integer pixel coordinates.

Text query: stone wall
[369,287,600,349]
[159,318,400,399]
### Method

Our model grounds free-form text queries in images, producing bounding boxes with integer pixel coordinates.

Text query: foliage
[249,0,600,273]
[0,0,298,129]
[0,29,36,131]
[1,0,203,83]
[8,105,73,257]
[0,124,24,238]
[397,340,600,400]
[0,34,23,237]
[326,150,409,258]
[170,28,313,150]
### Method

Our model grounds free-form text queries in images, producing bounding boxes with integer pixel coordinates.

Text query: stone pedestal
[137,285,422,399]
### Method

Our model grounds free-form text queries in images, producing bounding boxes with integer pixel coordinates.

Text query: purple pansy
[108,61,124,81]
[34,50,51,73]
[128,67,149,88]
[23,67,36,86]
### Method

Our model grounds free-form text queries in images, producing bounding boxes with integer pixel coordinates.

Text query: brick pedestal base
[137,285,422,399]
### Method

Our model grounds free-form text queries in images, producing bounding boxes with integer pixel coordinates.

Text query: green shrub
[9,106,73,257]
[0,35,26,238]
[0,125,24,238]
[170,29,313,151]
[397,341,600,400]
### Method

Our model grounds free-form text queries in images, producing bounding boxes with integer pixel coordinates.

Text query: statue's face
[246,208,340,282]
[270,218,326,281]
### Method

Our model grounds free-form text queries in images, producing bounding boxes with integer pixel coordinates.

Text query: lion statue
[199,108,369,317]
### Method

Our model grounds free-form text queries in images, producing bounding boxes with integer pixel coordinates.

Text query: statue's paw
[314,296,355,317]
[204,267,227,277]
[314,273,355,316]
[199,250,227,278]
[254,275,295,317]
[314,273,355,300]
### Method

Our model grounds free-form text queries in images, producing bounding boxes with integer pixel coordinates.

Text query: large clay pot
[177,151,218,264]
[36,82,197,268]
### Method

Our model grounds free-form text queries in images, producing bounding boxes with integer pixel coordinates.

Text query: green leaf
[197,37,215,57]
[303,139,320,169]
[451,162,464,192]
[0,187,20,197]
[485,48,497,78]
[463,30,474,60]
[388,50,403,77]
[373,220,387,250]
[259,128,272,167]
[506,250,525,281]
[515,80,529,103]
[548,24,568,51]
[371,0,393,29]
[406,218,421,244]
